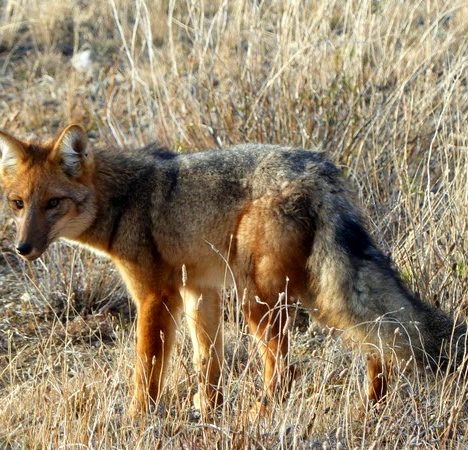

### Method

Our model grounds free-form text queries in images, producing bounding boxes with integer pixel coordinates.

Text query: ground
[0,1,467,448]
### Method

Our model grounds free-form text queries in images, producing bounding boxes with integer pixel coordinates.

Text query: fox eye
[46,198,61,209]
[12,199,24,210]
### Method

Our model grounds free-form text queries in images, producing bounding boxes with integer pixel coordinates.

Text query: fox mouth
[15,244,47,261]
[23,252,43,261]
[16,250,44,261]
[14,234,56,260]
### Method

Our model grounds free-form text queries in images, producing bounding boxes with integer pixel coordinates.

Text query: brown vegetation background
[0,0,467,448]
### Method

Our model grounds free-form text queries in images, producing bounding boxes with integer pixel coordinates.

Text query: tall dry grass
[0,0,467,448]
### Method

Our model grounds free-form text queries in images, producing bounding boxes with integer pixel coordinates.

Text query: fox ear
[51,125,90,177]
[0,131,27,174]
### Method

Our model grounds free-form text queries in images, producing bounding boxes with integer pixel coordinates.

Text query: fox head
[0,125,97,260]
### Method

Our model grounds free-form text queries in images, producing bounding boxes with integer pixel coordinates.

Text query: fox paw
[128,395,164,419]
[192,391,202,410]
[248,399,272,421]
[192,389,224,414]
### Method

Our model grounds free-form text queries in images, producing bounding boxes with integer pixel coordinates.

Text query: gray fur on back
[96,141,465,370]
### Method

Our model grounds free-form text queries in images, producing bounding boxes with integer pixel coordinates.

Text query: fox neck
[73,148,155,260]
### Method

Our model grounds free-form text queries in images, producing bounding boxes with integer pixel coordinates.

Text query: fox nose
[16,242,33,256]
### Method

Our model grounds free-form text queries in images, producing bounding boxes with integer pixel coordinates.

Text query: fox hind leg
[244,293,297,405]
[367,352,389,404]
[235,202,308,415]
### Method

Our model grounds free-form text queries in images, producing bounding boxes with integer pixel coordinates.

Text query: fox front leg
[130,293,180,415]
[182,286,224,415]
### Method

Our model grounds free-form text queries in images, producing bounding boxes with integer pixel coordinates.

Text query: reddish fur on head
[0,125,97,260]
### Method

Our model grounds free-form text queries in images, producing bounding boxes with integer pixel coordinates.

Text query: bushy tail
[403,297,467,372]
[308,206,467,373]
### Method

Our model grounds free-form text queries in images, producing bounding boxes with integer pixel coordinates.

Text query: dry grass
[0,0,467,448]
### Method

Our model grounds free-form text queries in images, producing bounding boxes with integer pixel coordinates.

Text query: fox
[0,124,466,416]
